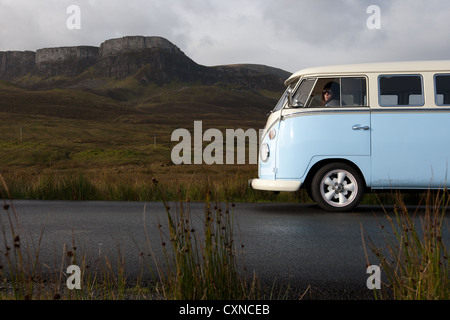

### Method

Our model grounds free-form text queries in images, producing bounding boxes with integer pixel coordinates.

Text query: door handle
[352,125,370,131]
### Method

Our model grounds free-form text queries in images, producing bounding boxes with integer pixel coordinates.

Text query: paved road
[2,200,449,299]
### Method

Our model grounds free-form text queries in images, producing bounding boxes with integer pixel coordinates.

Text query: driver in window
[321,82,340,107]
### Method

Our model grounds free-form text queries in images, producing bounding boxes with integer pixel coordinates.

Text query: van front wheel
[311,163,364,212]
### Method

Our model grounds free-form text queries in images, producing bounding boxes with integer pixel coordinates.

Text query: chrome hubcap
[320,170,357,207]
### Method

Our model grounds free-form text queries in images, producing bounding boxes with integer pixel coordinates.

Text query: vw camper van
[250,61,450,211]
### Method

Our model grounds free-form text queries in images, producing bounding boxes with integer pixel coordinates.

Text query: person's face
[323,90,333,101]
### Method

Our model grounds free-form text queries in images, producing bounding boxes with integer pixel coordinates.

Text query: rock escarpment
[99,36,182,57]
[35,46,99,77]
[0,51,36,80]
[0,36,289,90]
[95,36,210,84]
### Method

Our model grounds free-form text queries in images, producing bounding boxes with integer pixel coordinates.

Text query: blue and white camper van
[250,61,450,211]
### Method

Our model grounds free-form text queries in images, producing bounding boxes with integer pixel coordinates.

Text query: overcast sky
[0,0,449,72]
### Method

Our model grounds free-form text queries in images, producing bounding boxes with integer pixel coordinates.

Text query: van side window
[306,77,367,108]
[341,77,367,107]
[379,75,424,107]
[435,74,450,106]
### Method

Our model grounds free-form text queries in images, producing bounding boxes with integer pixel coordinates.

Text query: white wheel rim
[320,169,358,208]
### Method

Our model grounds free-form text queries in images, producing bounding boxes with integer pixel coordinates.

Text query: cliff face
[99,36,182,57]
[0,51,36,80]
[35,46,99,77]
[95,36,210,84]
[0,36,288,90]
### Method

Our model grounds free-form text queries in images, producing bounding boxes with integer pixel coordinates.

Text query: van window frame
[434,73,450,106]
[284,77,317,109]
[377,74,425,107]
[302,75,369,108]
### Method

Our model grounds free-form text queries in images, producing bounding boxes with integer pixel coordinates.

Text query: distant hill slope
[222,64,292,80]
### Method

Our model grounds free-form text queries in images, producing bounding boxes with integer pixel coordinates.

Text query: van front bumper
[249,179,302,192]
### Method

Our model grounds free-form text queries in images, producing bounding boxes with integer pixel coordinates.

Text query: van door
[276,77,371,180]
[276,109,371,179]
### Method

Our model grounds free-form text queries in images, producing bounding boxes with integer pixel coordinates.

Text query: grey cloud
[1,0,450,72]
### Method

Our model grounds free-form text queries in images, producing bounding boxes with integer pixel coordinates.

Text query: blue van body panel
[275,110,371,180]
[258,118,280,181]
[371,110,450,188]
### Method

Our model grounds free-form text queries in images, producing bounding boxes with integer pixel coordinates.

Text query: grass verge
[365,190,450,299]
[149,178,260,299]
[0,174,287,300]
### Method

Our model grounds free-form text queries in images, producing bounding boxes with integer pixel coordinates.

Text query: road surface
[2,200,449,299]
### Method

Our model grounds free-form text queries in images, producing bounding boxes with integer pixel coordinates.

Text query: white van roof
[285,60,450,85]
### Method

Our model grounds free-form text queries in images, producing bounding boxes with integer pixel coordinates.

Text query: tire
[311,162,364,212]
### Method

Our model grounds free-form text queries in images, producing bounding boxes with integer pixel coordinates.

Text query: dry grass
[0,173,288,300]
[365,190,450,299]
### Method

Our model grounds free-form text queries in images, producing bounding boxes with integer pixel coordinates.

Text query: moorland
[0,36,305,203]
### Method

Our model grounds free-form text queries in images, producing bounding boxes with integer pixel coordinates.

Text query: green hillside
[0,79,299,203]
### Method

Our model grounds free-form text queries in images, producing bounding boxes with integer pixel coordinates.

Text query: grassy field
[0,79,310,203]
